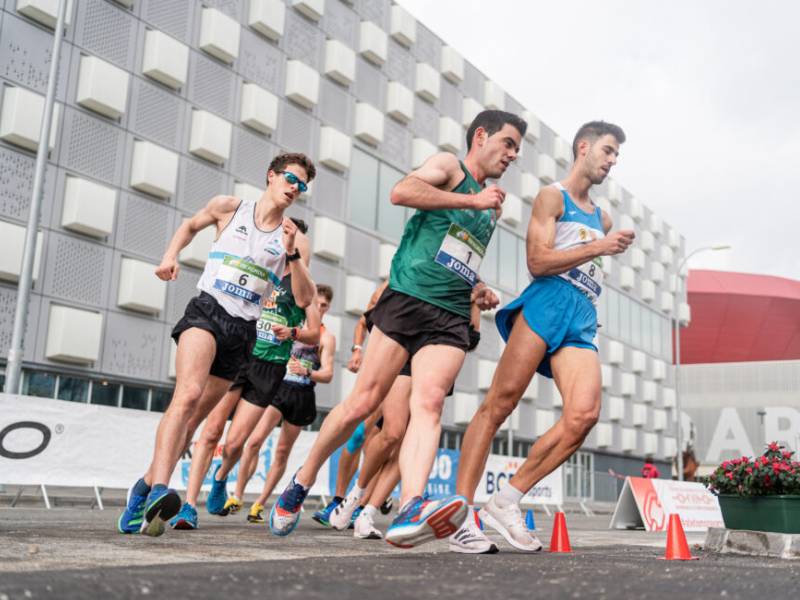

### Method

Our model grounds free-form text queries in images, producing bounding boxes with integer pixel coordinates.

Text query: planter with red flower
[706,442,800,534]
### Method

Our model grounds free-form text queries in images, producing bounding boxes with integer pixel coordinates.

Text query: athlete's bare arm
[347,280,389,373]
[390,152,504,212]
[526,187,634,278]
[273,291,321,346]
[286,224,316,308]
[155,195,240,281]
[310,329,336,384]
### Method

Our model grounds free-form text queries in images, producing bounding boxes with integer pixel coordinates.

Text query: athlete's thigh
[409,345,466,402]
[194,376,236,422]
[493,312,548,396]
[549,346,601,413]
[174,328,217,389]
[276,422,302,451]
[351,327,410,404]
[381,375,412,432]
[225,399,268,444]
[247,405,283,446]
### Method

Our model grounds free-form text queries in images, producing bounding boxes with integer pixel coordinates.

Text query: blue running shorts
[495,276,598,379]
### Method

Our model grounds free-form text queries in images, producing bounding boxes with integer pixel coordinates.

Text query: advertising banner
[474,454,563,505]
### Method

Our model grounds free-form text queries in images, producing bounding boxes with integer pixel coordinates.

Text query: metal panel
[142,0,195,44]
[42,231,113,308]
[384,38,415,88]
[129,78,186,150]
[277,101,318,157]
[238,28,284,93]
[75,0,139,70]
[318,78,353,133]
[204,0,243,20]
[410,96,438,143]
[309,165,347,219]
[321,0,359,48]
[356,0,390,28]
[0,284,41,361]
[117,193,175,261]
[100,309,166,379]
[412,23,441,69]
[281,9,325,71]
[0,146,56,224]
[188,52,237,119]
[462,61,485,102]
[0,12,73,102]
[178,157,229,214]
[344,227,378,277]
[439,79,461,123]
[166,267,201,324]
[354,56,386,109]
[380,116,410,172]
[60,107,125,185]
[230,127,278,185]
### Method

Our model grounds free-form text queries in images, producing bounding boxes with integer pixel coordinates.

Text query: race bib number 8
[566,258,604,302]
[214,256,270,304]
[434,223,485,286]
[256,311,288,345]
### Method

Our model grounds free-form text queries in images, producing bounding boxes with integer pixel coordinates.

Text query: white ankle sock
[495,483,524,508]
[348,484,364,501]
[363,505,378,519]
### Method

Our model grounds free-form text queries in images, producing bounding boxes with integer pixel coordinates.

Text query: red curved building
[681,269,800,364]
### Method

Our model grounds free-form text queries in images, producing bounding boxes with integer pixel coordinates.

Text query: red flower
[761,456,769,465]
[783,451,793,460]
[768,442,781,452]
[725,472,735,480]
[745,467,753,474]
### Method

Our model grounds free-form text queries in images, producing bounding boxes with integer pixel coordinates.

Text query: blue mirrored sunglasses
[280,171,308,193]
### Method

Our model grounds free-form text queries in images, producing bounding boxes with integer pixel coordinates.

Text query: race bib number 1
[214,256,270,304]
[434,223,485,286]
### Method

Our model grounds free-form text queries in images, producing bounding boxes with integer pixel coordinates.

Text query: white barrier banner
[0,394,328,495]
[474,454,563,505]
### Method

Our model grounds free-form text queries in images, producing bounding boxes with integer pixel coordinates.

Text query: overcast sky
[398,0,800,281]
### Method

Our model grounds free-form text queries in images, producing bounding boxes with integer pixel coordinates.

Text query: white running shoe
[479,494,543,552]
[448,516,499,554]
[330,488,362,530]
[353,510,383,540]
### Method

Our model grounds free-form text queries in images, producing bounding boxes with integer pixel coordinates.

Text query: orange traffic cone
[660,514,698,561]
[549,511,572,553]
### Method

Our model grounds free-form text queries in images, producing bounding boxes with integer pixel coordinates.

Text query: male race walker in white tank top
[452,122,636,553]
[117,153,318,537]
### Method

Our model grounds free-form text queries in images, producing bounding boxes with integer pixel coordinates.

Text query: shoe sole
[479,508,543,552]
[247,517,265,524]
[117,512,142,534]
[448,542,499,554]
[171,518,198,530]
[140,492,182,537]
[385,497,468,549]
[355,531,383,540]
[269,504,300,537]
[311,514,332,528]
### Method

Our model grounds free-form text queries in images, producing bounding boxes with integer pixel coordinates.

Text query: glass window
[607,289,619,338]
[376,163,406,240]
[516,237,529,292]
[346,148,379,230]
[619,294,631,343]
[596,290,608,332]
[498,228,517,291]
[91,380,120,406]
[21,370,56,398]
[631,301,642,348]
[0,372,5,391]
[58,376,89,403]
[481,233,499,285]
[663,318,672,360]
[150,388,173,413]
[122,385,149,411]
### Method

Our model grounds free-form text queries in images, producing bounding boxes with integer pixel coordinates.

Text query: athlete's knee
[563,405,600,441]
[171,381,204,410]
[273,444,292,466]
[342,392,376,424]
[481,394,517,427]
[414,388,447,419]
[243,437,263,456]
[380,424,404,448]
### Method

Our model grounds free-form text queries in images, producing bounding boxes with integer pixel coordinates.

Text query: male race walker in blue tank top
[453,122,636,552]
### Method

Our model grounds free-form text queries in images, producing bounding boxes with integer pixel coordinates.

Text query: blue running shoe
[206,465,229,515]
[170,503,199,530]
[348,505,363,530]
[117,482,148,534]
[312,497,342,528]
[269,475,309,536]
[385,495,468,549]
[140,485,182,537]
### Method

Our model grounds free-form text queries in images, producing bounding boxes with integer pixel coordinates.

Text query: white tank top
[197,198,287,321]
[552,182,606,304]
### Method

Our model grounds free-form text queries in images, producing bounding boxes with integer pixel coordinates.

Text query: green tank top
[252,273,306,364]
[389,162,496,318]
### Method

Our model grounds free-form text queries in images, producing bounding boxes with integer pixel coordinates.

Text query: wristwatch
[291,327,298,340]
[286,249,301,262]
[350,344,363,352]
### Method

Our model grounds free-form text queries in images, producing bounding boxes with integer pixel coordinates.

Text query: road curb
[705,527,800,560]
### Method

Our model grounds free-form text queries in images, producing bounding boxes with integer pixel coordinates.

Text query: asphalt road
[1,508,798,599]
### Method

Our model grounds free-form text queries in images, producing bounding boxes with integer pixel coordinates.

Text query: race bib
[214,256,271,304]
[565,258,604,302]
[256,310,288,345]
[434,223,485,286]
[284,357,314,385]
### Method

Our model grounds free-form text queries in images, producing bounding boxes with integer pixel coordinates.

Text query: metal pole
[675,309,684,481]
[3,0,67,394]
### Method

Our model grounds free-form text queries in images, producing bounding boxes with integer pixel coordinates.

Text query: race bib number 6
[434,223,485,286]
[214,256,270,304]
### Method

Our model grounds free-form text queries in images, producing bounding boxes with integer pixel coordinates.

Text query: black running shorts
[271,382,317,427]
[171,292,256,381]
[231,359,287,409]
[365,288,470,357]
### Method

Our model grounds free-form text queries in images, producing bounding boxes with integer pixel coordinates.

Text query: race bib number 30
[214,256,270,304]
[256,311,288,345]
[434,223,485,286]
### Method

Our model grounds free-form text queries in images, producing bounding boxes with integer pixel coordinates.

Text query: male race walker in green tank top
[270,111,528,549]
